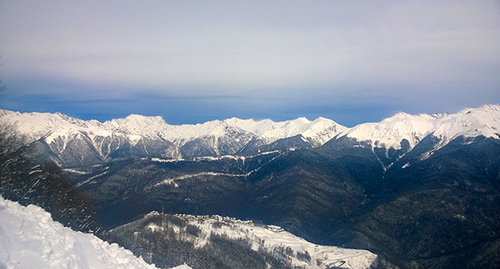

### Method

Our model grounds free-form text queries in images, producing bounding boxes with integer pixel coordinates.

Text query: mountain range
[1,104,500,269]
[1,104,498,168]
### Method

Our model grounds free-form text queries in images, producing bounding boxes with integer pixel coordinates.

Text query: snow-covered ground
[0,196,190,269]
[171,214,377,269]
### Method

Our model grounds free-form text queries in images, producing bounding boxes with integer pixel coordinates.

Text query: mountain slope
[106,212,378,269]
[0,196,172,269]
[333,104,500,168]
[327,136,500,269]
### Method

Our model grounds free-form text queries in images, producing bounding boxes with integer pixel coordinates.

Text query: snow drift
[0,196,190,269]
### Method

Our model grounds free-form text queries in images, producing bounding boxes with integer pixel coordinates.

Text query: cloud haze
[1,0,499,126]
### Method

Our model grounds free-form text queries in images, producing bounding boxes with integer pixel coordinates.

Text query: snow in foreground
[0,196,190,269]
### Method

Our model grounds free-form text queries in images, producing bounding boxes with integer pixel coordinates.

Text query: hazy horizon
[1,0,499,127]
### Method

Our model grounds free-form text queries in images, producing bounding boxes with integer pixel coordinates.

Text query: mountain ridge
[1,104,499,167]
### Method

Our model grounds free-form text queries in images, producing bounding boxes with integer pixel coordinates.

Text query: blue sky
[0,0,499,126]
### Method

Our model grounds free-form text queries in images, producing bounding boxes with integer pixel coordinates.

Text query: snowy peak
[0,110,109,142]
[340,112,437,149]
[301,117,348,146]
[223,116,346,145]
[338,104,500,150]
[432,104,500,143]
[104,114,170,133]
[222,117,273,135]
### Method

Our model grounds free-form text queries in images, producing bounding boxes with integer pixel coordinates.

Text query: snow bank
[0,196,191,269]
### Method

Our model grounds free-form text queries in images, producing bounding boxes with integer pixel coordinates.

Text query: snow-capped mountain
[0,110,346,166]
[336,104,500,151]
[337,112,438,150]
[0,104,499,167]
[431,104,500,147]
[224,116,347,146]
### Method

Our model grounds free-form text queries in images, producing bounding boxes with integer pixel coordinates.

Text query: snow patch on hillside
[174,214,377,269]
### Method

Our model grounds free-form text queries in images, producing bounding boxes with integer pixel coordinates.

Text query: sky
[0,0,499,127]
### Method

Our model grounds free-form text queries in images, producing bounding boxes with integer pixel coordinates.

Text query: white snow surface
[431,104,500,147]
[0,110,112,145]
[338,112,438,149]
[0,196,190,269]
